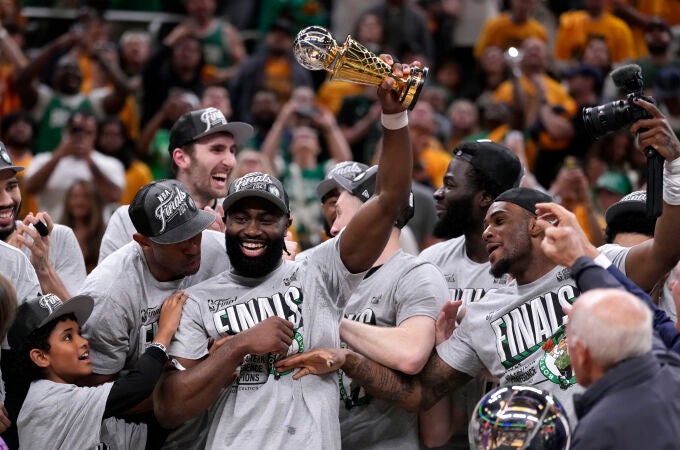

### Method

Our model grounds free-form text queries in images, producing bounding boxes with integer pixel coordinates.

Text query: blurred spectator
[408,101,450,189]
[177,0,246,84]
[592,129,641,187]
[563,64,603,160]
[258,0,329,36]
[594,170,632,213]
[580,36,613,79]
[262,94,351,248]
[200,84,232,119]
[336,85,382,164]
[447,99,480,150]
[16,28,128,154]
[655,67,680,140]
[474,46,510,115]
[316,12,384,115]
[136,90,198,180]
[244,88,280,150]
[229,19,313,123]
[554,0,634,66]
[420,86,453,145]
[23,111,125,221]
[330,0,383,42]
[118,30,150,90]
[363,0,434,63]
[549,160,605,246]
[229,148,275,183]
[432,56,476,103]
[611,1,680,57]
[96,116,152,205]
[633,19,680,92]
[59,179,106,273]
[473,0,548,60]
[493,37,576,187]
[0,23,27,119]
[1,111,37,218]
[141,26,204,126]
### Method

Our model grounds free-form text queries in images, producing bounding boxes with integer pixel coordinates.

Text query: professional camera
[582,64,663,217]
[582,64,651,138]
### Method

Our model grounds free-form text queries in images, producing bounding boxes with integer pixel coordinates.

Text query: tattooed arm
[275,348,473,412]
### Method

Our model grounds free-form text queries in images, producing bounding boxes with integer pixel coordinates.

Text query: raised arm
[625,99,680,291]
[339,57,414,273]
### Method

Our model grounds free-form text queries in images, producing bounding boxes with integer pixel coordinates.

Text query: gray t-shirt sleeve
[435,314,484,378]
[82,294,131,375]
[598,243,631,275]
[394,263,448,325]
[18,380,113,449]
[169,296,210,360]
[99,205,135,263]
[48,224,87,294]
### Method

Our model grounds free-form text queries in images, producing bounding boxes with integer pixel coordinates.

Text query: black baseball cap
[332,164,415,228]
[453,141,523,192]
[8,293,94,349]
[0,141,23,173]
[316,161,370,200]
[168,107,254,152]
[605,190,647,225]
[222,172,290,214]
[495,187,554,214]
[129,179,215,244]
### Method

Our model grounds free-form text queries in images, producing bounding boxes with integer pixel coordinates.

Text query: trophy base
[400,67,428,110]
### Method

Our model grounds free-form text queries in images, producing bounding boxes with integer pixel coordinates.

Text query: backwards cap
[331,165,415,228]
[494,187,554,214]
[454,140,523,193]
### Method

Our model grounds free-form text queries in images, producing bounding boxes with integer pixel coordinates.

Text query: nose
[77,333,89,349]
[329,219,342,237]
[433,186,444,200]
[482,224,493,242]
[182,233,202,252]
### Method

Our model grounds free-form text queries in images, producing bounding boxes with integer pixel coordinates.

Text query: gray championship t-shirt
[419,236,511,305]
[170,238,364,450]
[81,230,228,375]
[437,265,583,420]
[18,379,114,449]
[17,221,87,294]
[0,240,41,402]
[98,205,136,263]
[339,250,448,450]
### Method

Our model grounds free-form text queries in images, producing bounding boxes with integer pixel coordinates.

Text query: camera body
[582,65,652,139]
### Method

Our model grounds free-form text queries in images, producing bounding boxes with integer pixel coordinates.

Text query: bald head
[568,289,652,372]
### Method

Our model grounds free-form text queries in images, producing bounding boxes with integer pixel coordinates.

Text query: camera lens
[582,99,635,139]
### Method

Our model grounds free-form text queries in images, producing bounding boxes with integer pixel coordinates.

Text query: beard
[225,233,285,278]
[433,195,478,239]
[0,208,18,241]
[489,257,511,278]
[4,133,32,149]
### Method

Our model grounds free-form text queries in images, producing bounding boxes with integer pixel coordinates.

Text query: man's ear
[529,216,545,238]
[172,148,190,169]
[479,190,494,209]
[29,349,50,368]
[132,233,151,249]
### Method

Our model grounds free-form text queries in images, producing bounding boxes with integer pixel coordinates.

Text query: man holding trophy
[153,27,427,450]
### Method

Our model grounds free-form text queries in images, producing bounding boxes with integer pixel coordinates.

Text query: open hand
[274,348,348,380]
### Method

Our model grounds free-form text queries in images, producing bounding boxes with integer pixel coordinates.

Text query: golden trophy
[294,26,428,110]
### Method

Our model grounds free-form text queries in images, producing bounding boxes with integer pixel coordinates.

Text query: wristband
[381,111,408,130]
[148,342,170,360]
[663,157,680,205]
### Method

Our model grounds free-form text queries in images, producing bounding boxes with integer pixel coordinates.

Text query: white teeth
[242,242,264,250]
[79,352,89,360]
[0,210,12,218]
[212,173,227,181]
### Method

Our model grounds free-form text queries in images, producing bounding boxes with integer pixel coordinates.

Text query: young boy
[8,290,186,449]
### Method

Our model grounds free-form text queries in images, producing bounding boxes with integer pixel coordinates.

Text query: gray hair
[569,288,652,369]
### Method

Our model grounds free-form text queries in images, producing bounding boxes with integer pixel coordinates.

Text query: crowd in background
[0,0,674,259]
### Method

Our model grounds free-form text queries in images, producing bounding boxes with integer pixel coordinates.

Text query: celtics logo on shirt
[538,331,576,389]
[491,285,579,370]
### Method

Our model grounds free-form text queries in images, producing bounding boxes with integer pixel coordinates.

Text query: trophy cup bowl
[294,26,428,110]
